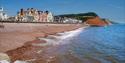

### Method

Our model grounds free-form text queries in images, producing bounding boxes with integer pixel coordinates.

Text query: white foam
[37,27,88,46]
[59,28,84,39]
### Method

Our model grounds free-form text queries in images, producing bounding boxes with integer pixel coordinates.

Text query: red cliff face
[85,17,109,26]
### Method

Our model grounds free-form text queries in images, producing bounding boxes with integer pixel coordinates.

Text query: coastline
[0,23,85,52]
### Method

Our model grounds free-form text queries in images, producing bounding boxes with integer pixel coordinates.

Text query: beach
[0,23,125,63]
[0,23,84,52]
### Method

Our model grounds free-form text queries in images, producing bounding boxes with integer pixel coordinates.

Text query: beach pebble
[46,56,56,63]
[0,60,10,63]
[14,60,29,63]
[0,53,10,62]
[36,50,43,54]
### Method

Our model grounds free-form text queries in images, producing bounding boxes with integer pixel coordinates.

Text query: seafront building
[54,16,82,23]
[0,7,8,21]
[15,8,54,22]
[0,7,81,23]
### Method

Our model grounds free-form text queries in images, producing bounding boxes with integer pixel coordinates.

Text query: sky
[0,0,125,23]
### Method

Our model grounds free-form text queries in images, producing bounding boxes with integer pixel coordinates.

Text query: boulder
[0,53,10,63]
[0,60,10,63]
[14,60,29,63]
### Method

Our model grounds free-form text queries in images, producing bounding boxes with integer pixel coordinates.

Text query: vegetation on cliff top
[56,12,117,24]
[56,12,97,21]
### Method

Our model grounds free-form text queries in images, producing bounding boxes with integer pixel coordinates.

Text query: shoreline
[0,23,85,52]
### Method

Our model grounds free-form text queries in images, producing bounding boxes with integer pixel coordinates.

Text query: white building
[47,12,54,22]
[0,7,8,21]
[63,18,82,23]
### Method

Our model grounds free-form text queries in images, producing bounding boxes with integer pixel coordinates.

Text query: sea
[38,24,125,63]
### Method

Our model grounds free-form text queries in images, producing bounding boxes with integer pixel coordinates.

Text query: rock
[14,60,29,63]
[0,53,10,62]
[0,60,10,63]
